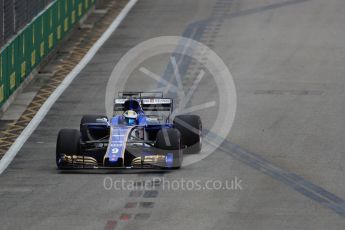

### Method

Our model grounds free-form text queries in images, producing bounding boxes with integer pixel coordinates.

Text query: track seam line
[0,0,138,175]
[204,136,345,217]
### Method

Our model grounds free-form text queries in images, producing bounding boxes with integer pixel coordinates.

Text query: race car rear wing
[114,98,173,112]
[118,92,164,99]
[141,98,172,111]
[114,92,173,113]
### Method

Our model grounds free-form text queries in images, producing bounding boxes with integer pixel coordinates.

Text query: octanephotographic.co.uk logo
[103,176,243,192]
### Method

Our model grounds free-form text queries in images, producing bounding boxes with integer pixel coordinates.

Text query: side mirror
[96,118,108,123]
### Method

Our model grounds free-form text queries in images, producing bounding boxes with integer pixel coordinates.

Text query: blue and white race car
[56,92,202,169]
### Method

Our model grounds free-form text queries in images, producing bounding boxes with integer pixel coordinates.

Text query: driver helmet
[123,110,138,125]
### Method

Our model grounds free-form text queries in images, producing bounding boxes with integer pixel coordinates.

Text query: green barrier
[18,30,28,81]
[0,49,8,104]
[0,0,96,107]
[7,38,18,94]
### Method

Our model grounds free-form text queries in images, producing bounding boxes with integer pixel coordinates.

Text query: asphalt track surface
[1,0,345,229]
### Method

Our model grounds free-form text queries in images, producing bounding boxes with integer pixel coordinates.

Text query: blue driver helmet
[123,110,138,125]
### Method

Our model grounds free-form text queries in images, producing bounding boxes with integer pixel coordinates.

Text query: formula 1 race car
[56,92,202,169]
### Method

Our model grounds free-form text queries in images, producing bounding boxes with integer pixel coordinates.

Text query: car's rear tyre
[80,115,108,141]
[173,115,202,154]
[155,128,182,169]
[56,129,81,169]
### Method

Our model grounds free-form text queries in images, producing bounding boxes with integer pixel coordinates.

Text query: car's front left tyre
[173,115,202,154]
[155,128,182,169]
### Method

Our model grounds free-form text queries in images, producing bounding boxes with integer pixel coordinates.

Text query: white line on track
[0,0,138,174]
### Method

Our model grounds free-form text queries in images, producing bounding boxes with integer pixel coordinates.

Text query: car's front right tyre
[56,129,81,169]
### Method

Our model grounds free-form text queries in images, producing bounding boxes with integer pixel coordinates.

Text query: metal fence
[1,0,56,48]
[0,0,96,107]
[0,0,3,47]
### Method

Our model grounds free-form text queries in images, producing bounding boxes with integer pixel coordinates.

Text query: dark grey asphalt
[1,0,345,229]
